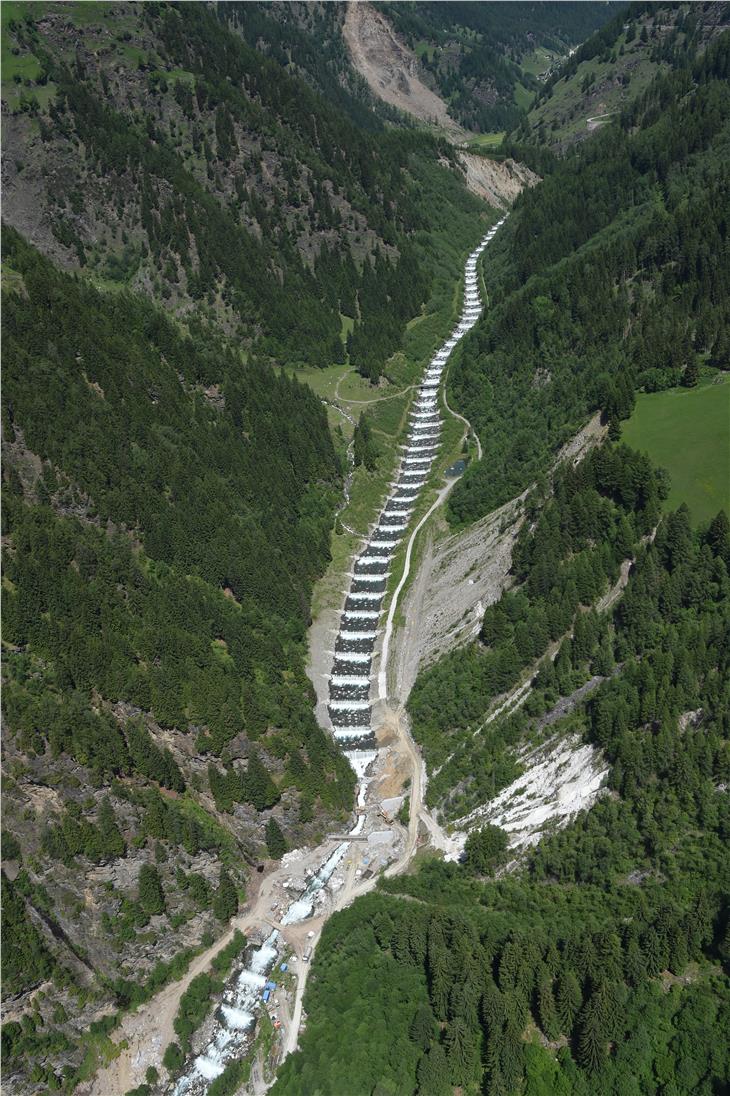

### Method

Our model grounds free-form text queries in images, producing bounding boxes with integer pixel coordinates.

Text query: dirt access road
[86,866,290,1095]
[87,697,426,1095]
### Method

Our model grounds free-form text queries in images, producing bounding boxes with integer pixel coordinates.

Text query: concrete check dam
[327,218,506,780]
[100,221,506,1096]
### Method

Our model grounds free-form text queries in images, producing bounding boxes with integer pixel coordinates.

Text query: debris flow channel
[168,220,504,1094]
[327,219,505,769]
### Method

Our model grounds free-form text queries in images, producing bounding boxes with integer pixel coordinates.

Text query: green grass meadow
[622,375,730,525]
[465,131,506,151]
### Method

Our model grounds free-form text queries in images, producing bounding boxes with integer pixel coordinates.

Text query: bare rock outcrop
[343,1,466,140]
[456,151,540,208]
[392,414,606,702]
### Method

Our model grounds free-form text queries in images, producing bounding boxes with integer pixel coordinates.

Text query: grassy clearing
[1,263,26,295]
[284,363,349,402]
[325,403,351,440]
[164,66,196,87]
[66,2,115,26]
[343,440,399,534]
[465,131,506,151]
[340,311,354,343]
[2,2,41,92]
[117,42,147,68]
[284,362,405,407]
[1,43,41,83]
[414,39,436,62]
[621,375,730,526]
[368,391,409,437]
[338,370,395,403]
[513,82,534,112]
[528,31,661,144]
[1,0,32,22]
[519,46,560,79]
[2,3,59,109]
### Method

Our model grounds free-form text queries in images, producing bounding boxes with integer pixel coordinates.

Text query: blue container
[262,989,270,1003]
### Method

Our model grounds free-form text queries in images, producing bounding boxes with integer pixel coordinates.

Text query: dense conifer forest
[3,228,351,789]
[447,26,730,525]
[2,3,729,1094]
[410,442,670,814]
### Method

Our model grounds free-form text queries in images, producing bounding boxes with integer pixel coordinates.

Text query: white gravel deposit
[454,733,609,853]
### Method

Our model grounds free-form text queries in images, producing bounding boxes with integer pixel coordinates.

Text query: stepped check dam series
[327,220,506,779]
[136,221,506,1096]
[167,219,505,1096]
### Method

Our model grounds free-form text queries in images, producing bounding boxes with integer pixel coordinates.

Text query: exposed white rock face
[451,733,609,857]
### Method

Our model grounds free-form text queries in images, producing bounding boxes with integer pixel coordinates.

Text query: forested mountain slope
[274,443,730,1096]
[0,4,492,1092]
[448,24,730,526]
[374,1,623,134]
[220,1,391,131]
[1,228,356,1093]
[524,0,730,149]
[1,0,481,379]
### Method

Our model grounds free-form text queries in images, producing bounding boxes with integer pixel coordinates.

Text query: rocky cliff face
[342,1,465,139]
[456,151,539,208]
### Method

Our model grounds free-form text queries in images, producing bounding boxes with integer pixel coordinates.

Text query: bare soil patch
[343,2,465,140]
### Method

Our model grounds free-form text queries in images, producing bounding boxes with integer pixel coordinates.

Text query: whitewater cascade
[172,931,280,1094]
[327,219,505,778]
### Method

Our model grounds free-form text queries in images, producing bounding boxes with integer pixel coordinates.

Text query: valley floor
[85,227,621,1096]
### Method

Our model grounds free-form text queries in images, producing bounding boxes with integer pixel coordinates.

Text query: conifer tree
[706,510,730,564]
[265,817,287,859]
[138,863,165,916]
[410,1004,437,1050]
[416,1042,449,1096]
[682,357,699,387]
[537,974,560,1040]
[463,824,509,875]
[427,917,451,1022]
[576,993,606,1074]
[556,969,582,1033]
[241,750,280,812]
[212,868,238,923]
[353,413,378,472]
[98,799,126,860]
